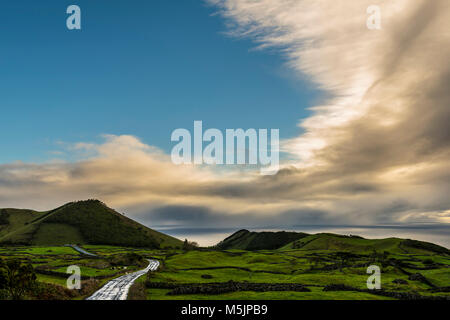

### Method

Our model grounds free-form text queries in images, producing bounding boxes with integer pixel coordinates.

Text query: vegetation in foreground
[0,231,448,300]
[0,245,165,299]
[144,233,449,300]
[0,202,448,300]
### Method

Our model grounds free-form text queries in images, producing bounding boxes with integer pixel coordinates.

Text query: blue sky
[0,1,448,246]
[0,0,318,163]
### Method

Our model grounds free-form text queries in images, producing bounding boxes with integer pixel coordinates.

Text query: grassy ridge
[0,208,44,243]
[44,200,161,248]
[215,229,449,256]
[279,233,450,255]
[216,229,309,250]
[0,200,182,249]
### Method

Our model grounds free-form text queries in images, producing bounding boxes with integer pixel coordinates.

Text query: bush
[182,239,199,251]
[109,253,145,267]
[28,278,100,300]
[128,282,147,300]
[29,282,76,300]
[1,259,37,300]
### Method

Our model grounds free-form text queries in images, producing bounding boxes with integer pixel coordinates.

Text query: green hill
[216,229,309,250]
[216,230,449,255]
[0,200,182,249]
[279,233,450,255]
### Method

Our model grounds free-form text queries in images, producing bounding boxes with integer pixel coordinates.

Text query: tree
[182,239,190,251]
[190,242,199,248]
[3,259,37,300]
[0,260,7,300]
[182,239,199,251]
[0,259,7,289]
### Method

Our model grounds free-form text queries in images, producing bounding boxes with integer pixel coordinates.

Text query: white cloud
[0,1,449,229]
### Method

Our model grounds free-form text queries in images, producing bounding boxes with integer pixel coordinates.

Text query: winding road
[86,259,159,300]
[65,244,98,257]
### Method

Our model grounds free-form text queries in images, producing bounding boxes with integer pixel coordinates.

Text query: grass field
[0,241,448,300]
[143,246,450,300]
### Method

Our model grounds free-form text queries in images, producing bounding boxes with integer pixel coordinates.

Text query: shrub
[182,239,199,251]
[128,282,147,300]
[109,253,145,267]
[1,259,37,300]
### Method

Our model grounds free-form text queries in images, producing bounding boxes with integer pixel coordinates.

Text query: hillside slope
[216,229,309,250]
[215,230,449,255]
[0,200,182,249]
[279,233,450,255]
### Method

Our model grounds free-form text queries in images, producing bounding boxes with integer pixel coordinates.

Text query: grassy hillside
[0,200,182,249]
[215,230,449,256]
[0,208,44,244]
[279,233,450,255]
[216,229,309,250]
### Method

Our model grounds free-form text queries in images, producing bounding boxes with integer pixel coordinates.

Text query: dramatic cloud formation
[0,0,449,232]
[206,0,450,224]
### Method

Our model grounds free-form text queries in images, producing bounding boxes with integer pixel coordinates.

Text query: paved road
[65,244,98,257]
[86,259,159,300]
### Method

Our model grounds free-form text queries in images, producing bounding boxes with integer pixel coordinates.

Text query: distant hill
[216,230,449,255]
[216,229,309,250]
[0,200,182,249]
[279,233,450,255]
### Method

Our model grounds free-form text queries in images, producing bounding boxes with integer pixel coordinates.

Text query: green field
[0,244,170,300]
[0,231,449,300]
[143,247,449,300]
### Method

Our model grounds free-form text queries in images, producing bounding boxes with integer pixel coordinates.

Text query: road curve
[65,244,98,257]
[86,259,159,300]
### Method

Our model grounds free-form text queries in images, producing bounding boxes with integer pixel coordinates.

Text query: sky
[0,0,449,246]
[0,0,317,163]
